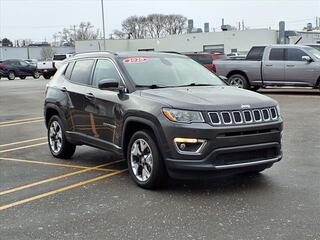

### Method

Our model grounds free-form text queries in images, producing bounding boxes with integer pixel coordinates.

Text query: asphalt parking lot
[0,77,319,240]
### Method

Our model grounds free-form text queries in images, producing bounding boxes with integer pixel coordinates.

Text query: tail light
[212,64,216,73]
[0,63,5,69]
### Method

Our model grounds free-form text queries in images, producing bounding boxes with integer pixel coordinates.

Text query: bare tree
[164,14,187,35]
[116,14,187,39]
[112,30,127,39]
[76,22,100,40]
[40,47,55,60]
[54,22,100,46]
[146,14,166,38]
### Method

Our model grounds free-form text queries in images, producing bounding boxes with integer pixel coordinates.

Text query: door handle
[265,64,273,67]
[61,87,67,92]
[85,93,95,100]
[286,65,295,67]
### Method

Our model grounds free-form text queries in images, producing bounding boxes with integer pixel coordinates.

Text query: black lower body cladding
[158,120,283,179]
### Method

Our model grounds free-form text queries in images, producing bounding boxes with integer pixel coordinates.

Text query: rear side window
[92,59,121,87]
[285,49,308,61]
[246,47,265,61]
[269,48,285,60]
[53,55,67,61]
[64,62,75,79]
[187,54,212,64]
[70,60,95,85]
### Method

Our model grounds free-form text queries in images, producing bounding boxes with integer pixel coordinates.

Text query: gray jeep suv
[44,52,283,189]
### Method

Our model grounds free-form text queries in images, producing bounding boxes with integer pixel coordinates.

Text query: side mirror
[98,79,125,92]
[219,75,229,85]
[302,56,312,63]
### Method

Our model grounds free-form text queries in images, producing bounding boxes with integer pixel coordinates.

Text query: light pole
[101,0,106,50]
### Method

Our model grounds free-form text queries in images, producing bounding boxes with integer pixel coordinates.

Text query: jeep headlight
[162,108,204,123]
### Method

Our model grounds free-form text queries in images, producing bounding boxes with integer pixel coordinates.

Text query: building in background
[0,46,75,60]
[76,29,279,55]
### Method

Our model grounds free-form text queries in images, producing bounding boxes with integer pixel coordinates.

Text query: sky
[0,0,319,42]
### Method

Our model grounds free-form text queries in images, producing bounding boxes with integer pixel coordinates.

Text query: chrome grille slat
[208,107,279,125]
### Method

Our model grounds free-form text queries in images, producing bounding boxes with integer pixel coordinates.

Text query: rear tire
[228,74,249,89]
[43,74,51,79]
[8,71,15,80]
[48,115,76,159]
[127,130,166,189]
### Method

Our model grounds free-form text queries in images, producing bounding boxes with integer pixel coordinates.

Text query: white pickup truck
[214,45,320,90]
[37,54,73,79]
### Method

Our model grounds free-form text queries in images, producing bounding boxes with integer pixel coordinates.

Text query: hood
[139,86,277,111]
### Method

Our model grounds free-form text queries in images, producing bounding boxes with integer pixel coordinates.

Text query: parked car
[44,51,283,189]
[184,52,218,72]
[214,45,320,89]
[37,53,73,79]
[0,59,40,80]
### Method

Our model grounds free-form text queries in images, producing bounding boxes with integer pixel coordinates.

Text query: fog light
[174,138,198,143]
[173,138,206,154]
[179,143,186,150]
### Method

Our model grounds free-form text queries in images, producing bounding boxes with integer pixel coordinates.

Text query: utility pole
[101,0,106,50]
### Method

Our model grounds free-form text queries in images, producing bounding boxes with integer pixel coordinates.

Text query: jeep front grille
[209,107,279,126]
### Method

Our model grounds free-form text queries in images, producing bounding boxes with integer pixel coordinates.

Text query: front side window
[70,59,95,85]
[118,56,224,87]
[269,48,285,61]
[92,59,121,87]
[286,49,308,61]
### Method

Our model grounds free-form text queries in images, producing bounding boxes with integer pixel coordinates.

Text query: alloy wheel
[130,138,153,182]
[229,77,244,88]
[49,120,63,153]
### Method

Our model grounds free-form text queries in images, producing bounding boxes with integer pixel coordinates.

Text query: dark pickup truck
[44,51,283,189]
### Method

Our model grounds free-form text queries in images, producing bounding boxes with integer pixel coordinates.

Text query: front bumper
[159,119,283,179]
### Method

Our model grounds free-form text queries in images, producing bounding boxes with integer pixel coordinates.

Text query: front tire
[127,130,166,189]
[48,115,76,159]
[228,74,249,89]
[33,71,40,79]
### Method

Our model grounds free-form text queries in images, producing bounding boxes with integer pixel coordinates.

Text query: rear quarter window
[246,47,265,61]
[187,54,212,64]
[64,61,75,79]
[53,55,67,61]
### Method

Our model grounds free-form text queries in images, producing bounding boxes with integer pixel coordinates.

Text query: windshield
[119,56,224,88]
[305,47,320,59]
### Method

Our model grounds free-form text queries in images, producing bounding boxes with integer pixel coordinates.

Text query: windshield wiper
[135,84,168,89]
[176,83,217,87]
